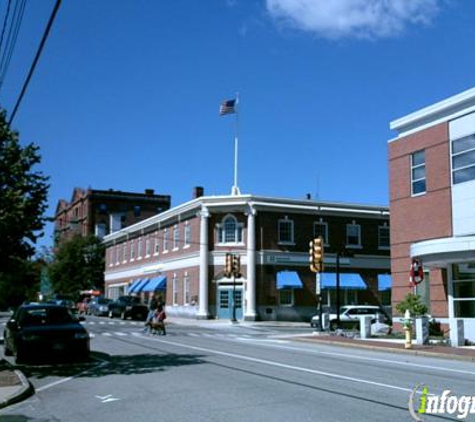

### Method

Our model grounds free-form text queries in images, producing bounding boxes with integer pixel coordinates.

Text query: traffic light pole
[336,252,341,330]
[231,272,237,323]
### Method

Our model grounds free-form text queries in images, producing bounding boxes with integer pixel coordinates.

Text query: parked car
[3,303,90,363]
[87,297,112,316]
[108,296,148,320]
[310,305,391,330]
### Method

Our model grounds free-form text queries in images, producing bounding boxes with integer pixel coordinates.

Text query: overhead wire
[8,0,61,125]
[0,0,27,93]
[0,0,12,56]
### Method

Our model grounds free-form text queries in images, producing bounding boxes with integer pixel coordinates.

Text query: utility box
[415,316,430,345]
[360,315,372,339]
[450,319,465,347]
[321,313,330,331]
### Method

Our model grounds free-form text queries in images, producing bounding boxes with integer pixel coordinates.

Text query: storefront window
[452,263,475,318]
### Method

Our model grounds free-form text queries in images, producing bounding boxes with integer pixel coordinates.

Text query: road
[0,315,473,421]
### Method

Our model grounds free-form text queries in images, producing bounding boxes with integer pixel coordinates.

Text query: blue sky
[1,0,475,249]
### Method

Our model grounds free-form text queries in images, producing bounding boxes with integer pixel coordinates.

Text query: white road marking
[114,332,127,336]
[140,335,414,393]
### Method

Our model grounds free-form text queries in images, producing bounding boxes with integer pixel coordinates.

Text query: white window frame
[378,224,390,250]
[137,237,143,259]
[172,273,179,306]
[313,220,329,246]
[216,214,243,245]
[411,150,426,196]
[183,273,190,305]
[154,236,160,255]
[279,289,294,306]
[451,134,475,185]
[173,225,180,251]
[130,241,135,261]
[278,217,294,245]
[163,228,169,253]
[145,238,151,257]
[346,222,362,248]
[184,223,191,248]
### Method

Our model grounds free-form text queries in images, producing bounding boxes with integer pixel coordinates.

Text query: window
[122,244,127,262]
[452,134,475,185]
[378,225,390,249]
[346,223,361,247]
[134,206,141,217]
[163,229,169,252]
[99,203,107,214]
[130,241,135,260]
[172,274,179,306]
[173,226,180,250]
[184,273,190,305]
[145,238,151,256]
[218,215,243,244]
[184,224,191,247]
[314,220,329,245]
[115,246,120,265]
[452,263,475,318]
[411,150,426,195]
[279,289,293,306]
[154,237,160,255]
[137,238,142,259]
[278,218,294,244]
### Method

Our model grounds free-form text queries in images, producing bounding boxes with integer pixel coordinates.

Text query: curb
[0,368,35,410]
[295,336,475,362]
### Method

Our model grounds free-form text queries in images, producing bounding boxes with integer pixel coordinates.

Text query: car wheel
[4,343,13,356]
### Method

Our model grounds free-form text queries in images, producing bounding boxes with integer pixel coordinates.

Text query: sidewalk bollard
[403,309,413,349]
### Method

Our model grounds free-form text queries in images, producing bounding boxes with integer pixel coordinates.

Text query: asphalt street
[0,315,473,421]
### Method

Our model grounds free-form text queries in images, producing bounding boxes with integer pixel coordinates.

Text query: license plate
[52,343,65,350]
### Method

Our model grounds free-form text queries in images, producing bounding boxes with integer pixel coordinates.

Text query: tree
[395,293,428,317]
[0,108,50,271]
[48,235,105,298]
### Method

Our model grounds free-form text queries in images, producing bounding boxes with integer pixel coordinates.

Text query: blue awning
[378,274,392,291]
[320,273,366,289]
[127,279,143,294]
[276,271,303,290]
[141,276,167,293]
[129,278,150,294]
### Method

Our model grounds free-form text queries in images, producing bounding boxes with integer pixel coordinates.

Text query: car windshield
[20,307,76,326]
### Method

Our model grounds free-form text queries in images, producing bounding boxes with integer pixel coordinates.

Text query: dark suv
[108,296,148,320]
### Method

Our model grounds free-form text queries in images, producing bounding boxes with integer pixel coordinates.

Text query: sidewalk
[0,359,33,410]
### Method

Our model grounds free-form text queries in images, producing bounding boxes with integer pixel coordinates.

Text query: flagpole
[232,92,241,196]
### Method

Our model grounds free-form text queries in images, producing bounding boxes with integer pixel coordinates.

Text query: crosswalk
[88,331,256,340]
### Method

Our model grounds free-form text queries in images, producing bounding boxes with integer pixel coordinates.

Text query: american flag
[219,99,236,116]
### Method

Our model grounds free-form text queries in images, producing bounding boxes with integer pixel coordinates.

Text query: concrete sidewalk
[0,359,33,410]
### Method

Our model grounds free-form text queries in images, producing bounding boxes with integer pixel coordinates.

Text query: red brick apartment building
[54,187,171,244]
[389,86,475,341]
[103,191,390,322]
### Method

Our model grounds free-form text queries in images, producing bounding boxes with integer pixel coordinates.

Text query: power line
[0,0,27,92]
[0,0,12,55]
[8,0,61,126]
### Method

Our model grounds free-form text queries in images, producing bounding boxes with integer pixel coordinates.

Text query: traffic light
[232,255,241,277]
[225,253,233,277]
[309,236,324,273]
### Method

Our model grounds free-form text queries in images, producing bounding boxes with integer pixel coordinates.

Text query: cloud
[266,0,441,39]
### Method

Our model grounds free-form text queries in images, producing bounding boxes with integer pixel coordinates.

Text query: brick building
[103,191,390,322]
[54,188,171,244]
[389,86,475,341]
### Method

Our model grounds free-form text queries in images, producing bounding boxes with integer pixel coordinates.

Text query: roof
[389,85,475,140]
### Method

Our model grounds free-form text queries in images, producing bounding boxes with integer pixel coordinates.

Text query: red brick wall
[389,122,451,316]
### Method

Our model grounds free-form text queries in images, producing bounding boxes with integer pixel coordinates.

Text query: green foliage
[0,108,50,270]
[48,235,105,298]
[395,293,428,317]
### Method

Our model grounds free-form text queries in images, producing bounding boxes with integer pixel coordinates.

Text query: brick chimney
[193,186,204,199]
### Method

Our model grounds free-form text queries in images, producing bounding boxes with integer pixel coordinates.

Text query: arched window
[218,215,243,244]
